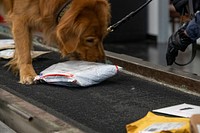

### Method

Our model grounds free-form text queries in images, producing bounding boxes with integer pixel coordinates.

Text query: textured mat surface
[1,49,200,133]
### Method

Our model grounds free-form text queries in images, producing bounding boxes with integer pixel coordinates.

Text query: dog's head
[56,0,110,62]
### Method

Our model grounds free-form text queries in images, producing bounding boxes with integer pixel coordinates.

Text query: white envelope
[153,103,200,118]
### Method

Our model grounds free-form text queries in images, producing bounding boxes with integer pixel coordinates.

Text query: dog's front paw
[19,74,37,85]
[18,64,37,85]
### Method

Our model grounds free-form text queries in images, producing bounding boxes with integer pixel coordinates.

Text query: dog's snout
[96,52,106,62]
[93,51,106,62]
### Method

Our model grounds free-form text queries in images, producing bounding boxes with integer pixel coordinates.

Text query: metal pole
[157,0,169,65]
[157,0,169,43]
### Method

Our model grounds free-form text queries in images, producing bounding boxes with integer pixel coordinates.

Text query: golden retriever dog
[0,0,110,84]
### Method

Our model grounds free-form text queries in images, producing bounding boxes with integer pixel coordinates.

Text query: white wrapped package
[34,61,122,87]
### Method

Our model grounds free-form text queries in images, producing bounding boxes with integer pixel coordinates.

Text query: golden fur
[0,0,110,84]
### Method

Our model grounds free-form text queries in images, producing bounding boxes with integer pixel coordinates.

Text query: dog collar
[56,0,72,23]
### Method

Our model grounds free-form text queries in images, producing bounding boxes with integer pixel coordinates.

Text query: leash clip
[107,26,114,33]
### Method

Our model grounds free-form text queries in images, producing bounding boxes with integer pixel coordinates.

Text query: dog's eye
[85,37,96,45]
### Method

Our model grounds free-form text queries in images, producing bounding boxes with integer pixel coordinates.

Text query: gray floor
[104,40,200,76]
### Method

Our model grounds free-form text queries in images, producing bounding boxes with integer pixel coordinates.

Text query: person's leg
[185,11,200,41]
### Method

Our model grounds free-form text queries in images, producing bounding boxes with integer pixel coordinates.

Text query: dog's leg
[10,19,37,84]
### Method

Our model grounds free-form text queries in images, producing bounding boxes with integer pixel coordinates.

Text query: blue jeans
[186,11,200,41]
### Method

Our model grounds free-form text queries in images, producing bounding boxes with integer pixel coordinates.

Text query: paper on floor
[0,39,15,50]
[0,39,51,59]
[0,49,50,59]
[153,103,200,118]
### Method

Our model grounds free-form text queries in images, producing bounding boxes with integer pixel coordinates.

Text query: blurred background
[104,0,200,76]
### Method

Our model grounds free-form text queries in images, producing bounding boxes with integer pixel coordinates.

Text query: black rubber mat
[1,48,200,133]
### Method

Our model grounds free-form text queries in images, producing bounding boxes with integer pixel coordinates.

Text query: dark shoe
[166,23,193,65]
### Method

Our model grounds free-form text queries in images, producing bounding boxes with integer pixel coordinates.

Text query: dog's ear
[56,8,84,55]
[95,0,111,36]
